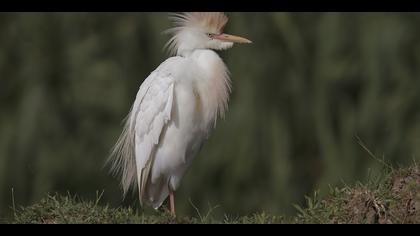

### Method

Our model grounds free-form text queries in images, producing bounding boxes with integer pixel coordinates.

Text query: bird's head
[164,12,252,56]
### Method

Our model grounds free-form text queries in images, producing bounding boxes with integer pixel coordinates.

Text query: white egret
[108,12,251,215]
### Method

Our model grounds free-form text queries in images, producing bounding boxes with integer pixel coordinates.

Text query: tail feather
[106,109,137,197]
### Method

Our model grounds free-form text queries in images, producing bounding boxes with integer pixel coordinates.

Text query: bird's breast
[173,81,213,132]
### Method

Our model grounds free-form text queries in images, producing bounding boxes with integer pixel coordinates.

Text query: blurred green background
[1,12,420,218]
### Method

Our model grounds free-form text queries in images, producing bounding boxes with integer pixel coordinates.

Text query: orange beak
[212,33,252,44]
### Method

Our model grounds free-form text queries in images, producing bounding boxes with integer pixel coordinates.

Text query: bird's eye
[207,33,213,38]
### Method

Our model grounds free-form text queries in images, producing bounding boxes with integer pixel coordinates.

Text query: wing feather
[108,58,180,204]
[135,79,174,205]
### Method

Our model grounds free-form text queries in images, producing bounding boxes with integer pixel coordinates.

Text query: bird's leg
[169,191,176,216]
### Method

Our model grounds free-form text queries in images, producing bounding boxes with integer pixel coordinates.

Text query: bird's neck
[178,48,201,57]
[187,49,232,123]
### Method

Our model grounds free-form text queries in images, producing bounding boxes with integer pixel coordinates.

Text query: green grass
[5,193,285,224]
[5,163,420,224]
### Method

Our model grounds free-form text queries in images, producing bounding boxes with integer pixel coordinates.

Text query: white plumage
[108,12,251,213]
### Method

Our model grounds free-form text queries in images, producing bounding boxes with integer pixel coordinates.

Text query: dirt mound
[342,166,419,224]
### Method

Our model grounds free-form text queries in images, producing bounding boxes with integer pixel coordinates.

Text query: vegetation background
[1,12,420,218]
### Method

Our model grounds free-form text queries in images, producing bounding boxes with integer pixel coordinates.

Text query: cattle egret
[108,12,251,215]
